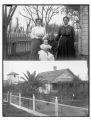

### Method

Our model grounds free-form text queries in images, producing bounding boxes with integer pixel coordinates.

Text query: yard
[3,102,34,117]
[10,94,89,117]
[35,100,88,116]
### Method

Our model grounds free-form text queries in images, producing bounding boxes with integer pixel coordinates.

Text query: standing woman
[56,16,76,60]
[30,18,46,60]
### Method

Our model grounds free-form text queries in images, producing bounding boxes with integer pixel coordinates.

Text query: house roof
[38,68,76,83]
[7,72,19,75]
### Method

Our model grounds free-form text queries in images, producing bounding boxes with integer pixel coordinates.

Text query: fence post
[19,92,21,107]
[55,96,58,116]
[7,91,9,102]
[10,92,12,104]
[33,94,35,112]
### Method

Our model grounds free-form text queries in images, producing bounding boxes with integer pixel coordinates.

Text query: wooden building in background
[78,5,89,56]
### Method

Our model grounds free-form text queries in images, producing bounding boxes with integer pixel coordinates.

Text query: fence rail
[3,92,88,116]
[6,30,80,58]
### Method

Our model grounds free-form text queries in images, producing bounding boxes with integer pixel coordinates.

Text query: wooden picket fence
[7,33,31,56]
[3,92,88,116]
[6,28,82,58]
[3,92,58,116]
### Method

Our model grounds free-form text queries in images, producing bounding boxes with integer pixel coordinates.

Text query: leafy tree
[56,79,88,102]
[61,5,80,26]
[20,71,44,97]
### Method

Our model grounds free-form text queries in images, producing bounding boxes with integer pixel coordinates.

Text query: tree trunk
[3,25,8,59]
[45,23,48,33]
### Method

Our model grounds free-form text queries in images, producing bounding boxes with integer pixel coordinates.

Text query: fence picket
[7,33,31,56]
[55,97,58,116]
[10,92,12,104]
[33,94,35,111]
[19,92,21,107]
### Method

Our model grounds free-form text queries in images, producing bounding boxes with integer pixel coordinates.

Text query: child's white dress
[38,44,54,61]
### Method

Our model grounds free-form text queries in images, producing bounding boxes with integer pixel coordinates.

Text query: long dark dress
[56,25,75,59]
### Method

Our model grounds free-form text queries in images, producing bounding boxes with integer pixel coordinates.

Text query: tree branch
[42,6,44,22]
[8,6,13,18]
[19,12,32,20]
[25,6,36,24]
[48,7,60,23]
[7,5,17,26]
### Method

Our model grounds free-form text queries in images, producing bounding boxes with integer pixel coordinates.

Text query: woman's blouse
[56,25,75,42]
[31,26,46,39]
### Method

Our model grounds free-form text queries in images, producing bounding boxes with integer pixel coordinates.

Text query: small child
[38,39,54,61]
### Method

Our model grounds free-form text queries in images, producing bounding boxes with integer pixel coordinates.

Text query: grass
[58,98,89,107]
[3,102,34,117]
[4,94,89,117]
[5,52,88,60]
[3,98,89,117]
[35,100,89,116]
[6,52,31,60]
[12,96,89,116]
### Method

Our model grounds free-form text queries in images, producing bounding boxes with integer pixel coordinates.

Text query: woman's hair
[63,16,70,21]
[35,18,42,23]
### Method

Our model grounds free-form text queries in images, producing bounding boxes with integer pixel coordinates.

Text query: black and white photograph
[3,4,89,61]
[2,3,90,119]
[3,61,89,117]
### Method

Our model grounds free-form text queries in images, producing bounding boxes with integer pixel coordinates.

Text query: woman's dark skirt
[57,36,75,60]
[30,38,42,60]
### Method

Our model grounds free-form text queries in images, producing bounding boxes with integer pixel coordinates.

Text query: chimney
[53,66,57,71]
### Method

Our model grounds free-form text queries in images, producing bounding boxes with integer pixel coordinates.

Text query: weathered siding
[53,70,73,83]
[78,5,89,55]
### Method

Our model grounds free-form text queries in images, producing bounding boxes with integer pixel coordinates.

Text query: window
[14,74,16,77]
[52,83,57,89]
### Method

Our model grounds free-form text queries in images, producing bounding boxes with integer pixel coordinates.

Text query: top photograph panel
[3,5,89,60]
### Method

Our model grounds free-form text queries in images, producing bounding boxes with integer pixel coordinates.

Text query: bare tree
[20,5,61,32]
[26,19,31,34]
[3,5,17,59]
[14,17,20,32]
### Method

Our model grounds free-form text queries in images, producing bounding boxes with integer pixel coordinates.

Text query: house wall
[78,5,88,55]
[39,84,52,94]
[7,74,19,84]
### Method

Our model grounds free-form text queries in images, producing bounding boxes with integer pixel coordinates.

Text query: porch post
[79,5,88,55]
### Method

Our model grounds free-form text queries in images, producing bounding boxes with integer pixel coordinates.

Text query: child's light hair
[44,39,48,42]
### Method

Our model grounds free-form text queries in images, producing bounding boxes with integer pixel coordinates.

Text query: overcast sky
[3,61,88,81]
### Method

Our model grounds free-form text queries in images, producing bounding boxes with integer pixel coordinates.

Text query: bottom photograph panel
[3,61,89,117]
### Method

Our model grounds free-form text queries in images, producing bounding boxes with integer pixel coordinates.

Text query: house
[3,79,10,87]
[7,72,19,85]
[70,5,89,56]
[38,66,78,94]
[79,5,88,56]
